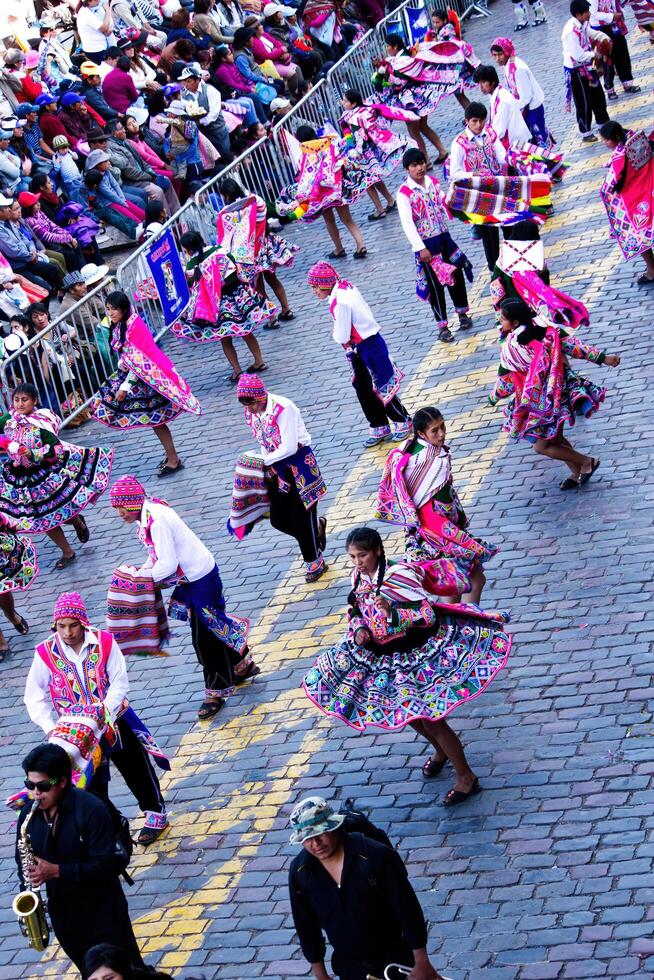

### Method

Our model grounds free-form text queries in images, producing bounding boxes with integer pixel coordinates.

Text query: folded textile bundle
[107,564,170,656]
[227,451,270,540]
[445,174,552,225]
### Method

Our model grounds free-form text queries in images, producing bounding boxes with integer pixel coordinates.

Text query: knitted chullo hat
[237,373,267,400]
[110,474,146,510]
[491,37,515,57]
[307,261,339,290]
[52,592,90,628]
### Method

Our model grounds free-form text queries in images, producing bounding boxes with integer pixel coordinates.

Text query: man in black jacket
[288,796,443,980]
[15,744,143,972]
[80,61,120,122]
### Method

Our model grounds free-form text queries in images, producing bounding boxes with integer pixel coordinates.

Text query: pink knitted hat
[237,373,267,400]
[53,592,90,628]
[491,36,515,57]
[307,261,339,290]
[110,474,146,510]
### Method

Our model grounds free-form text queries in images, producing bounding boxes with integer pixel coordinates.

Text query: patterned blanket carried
[445,174,552,225]
[227,451,270,540]
[106,564,170,656]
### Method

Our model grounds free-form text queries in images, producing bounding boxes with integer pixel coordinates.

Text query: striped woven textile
[227,451,270,540]
[445,174,552,225]
[106,565,170,656]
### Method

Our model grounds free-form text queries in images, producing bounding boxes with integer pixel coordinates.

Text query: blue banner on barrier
[406,4,429,41]
[144,229,190,326]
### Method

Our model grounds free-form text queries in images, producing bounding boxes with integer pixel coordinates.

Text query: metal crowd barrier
[0,278,117,426]
[1,0,485,426]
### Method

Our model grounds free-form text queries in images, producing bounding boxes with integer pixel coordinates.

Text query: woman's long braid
[375,542,387,596]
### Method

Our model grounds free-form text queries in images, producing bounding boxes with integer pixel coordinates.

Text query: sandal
[435,153,449,165]
[318,516,327,553]
[559,476,580,491]
[263,320,280,330]
[439,327,455,343]
[328,249,346,259]
[607,90,619,100]
[157,461,185,478]
[353,248,368,259]
[198,698,225,720]
[305,562,328,583]
[367,211,386,221]
[137,818,169,846]
[279,310,295,321]
[55,553,77,571]
[579,457,600,485]
[636,273,654,285]
[227,371,243,384]
[422,755,447,779]
[11,615,29,635]
[442,777,481,807]
[385,201,397,212]
[73,515,90,544]
[234,662,261,686]
[247,362,268,372]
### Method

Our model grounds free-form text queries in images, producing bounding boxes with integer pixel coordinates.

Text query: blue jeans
[123,185,148,208]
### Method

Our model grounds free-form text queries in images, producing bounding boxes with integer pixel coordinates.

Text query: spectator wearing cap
[179,62,233,161]
[37,19,76,81]
[1,49,45,105]
[50,135,84,193]
[77,0,118,63]
[0,129,24,195]
[58,93,106,150]
[0,196,63,296]
[84,148,146,227]
[35,93,68,148]
[19,190,87,272]
[60,265,111,348]
[118,34,161,94]
[161,100,205,184]
[14,103,54,167]
[102,55,140,113]
[263,3,324,80]
[192,0,235,46]
[269,94,291,117]
[212,46,269,124]
[288,796,443,980]
[79,61,120,122]
[105,117,179,213]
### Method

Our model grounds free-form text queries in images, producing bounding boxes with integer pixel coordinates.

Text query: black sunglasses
[24,777,60,793]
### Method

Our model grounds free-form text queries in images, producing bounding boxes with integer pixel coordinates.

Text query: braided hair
[406,406,444,452]
[499,297,534,328]
[345,526,386,608]
[105,289,132,352]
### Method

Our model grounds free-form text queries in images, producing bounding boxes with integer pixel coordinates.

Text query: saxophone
[12,799,50,951]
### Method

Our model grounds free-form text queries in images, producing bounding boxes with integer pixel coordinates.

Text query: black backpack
[341,798,394,850]
[75,791,135,885]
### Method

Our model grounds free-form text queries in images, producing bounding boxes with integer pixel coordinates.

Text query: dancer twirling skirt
[377,406,498,605]
[303,527,511,805]
[491,298,620,489]
[90,290,202,477]
[0,383,112,570]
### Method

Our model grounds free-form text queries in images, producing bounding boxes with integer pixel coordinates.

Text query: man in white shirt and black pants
[179,61,233,162]
[24,591,169,845]
[589,0,641,99]
[307,261,412,448]
[561,0,610,143]
[110,475,259,720]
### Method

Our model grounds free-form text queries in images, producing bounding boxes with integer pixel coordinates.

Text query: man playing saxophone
[15,744,144,973]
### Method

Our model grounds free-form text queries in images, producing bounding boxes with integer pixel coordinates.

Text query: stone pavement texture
[1,3,654,978]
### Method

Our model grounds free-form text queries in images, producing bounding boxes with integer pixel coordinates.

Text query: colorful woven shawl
[227,451,270,540]
[512,270,590,329]
[445,174,552,225]
[106,564,170,656]
[119,313,203,416]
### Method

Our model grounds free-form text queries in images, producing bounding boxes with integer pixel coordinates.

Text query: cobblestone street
[1,2,653,977]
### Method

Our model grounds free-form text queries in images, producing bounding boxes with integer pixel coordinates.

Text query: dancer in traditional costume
[490,38,553,149]
[340,89,415,221]
[512,0,547,32]
[590,0,641,98]
[0,515,36,663]
[307,262,412,447]
[599,121,654,285]
[562,0,611,143]
[276,126,368,260]
[376,406,498,605]
[448,102,550,272]
[218,178,299,322]
[173,230,274,381]
[110,475,259,720]
[303,527,511,801]
[90,291,201,478]
[0,383,112,570]
[234,374,328,583]
[622,0,654,42]
[372,33,455,163]
[397,147,473,344]
[490,298,620,489]
[424,8,480,110]
[24,591,170,844]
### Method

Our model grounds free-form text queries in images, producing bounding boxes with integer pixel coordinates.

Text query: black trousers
[269,479,320,562]
[13,256,62,292]
[190,608,242,695]
[51,885,143,972]
[570,69,609,135]
[421,257,468,326]
[93,719,164,815]
[598,27,633,87]
[350,350,409,429]
[49,242,84,272]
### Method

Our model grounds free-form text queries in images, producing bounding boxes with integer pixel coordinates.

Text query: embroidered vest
[36,631,115,718]
[245,400,284,453]
[454,131,503,175]
[399,176,448,242]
